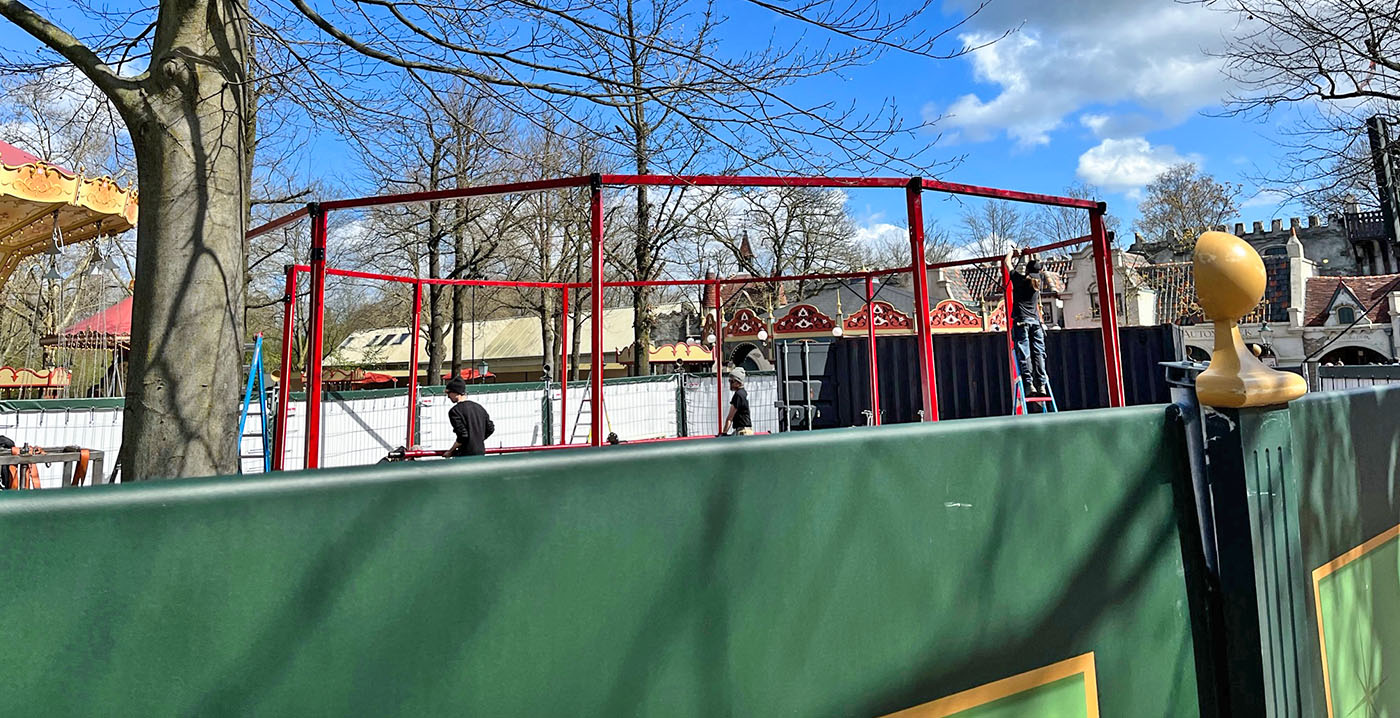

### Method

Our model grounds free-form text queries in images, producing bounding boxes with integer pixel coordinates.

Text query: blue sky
[714,0,1308,243]
[1,0,1309,246]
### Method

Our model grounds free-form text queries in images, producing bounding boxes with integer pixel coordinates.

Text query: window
[393,333,410,345]
[1262,246,1288,257]
[1336,306,1357,324]
[1088,283,1126,320]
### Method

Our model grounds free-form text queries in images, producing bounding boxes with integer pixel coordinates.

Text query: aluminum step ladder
[1012,352,1058,415]
[567,374,613,444]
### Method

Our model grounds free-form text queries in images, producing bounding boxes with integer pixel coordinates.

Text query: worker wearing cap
[722,367,753,436]
[440,377,495,457]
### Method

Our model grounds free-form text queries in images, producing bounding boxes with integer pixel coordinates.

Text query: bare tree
[0,0,988,477]
[690,186,862,301]
[861,218,953,278]
[1030,182,1119,248]
[959,200,1028,258]
[1202,0,1399,208]
[1134,163,1242,251]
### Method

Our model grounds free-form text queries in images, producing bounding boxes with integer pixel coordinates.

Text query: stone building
[1128,231,1400,365]
[1130,209,1398,277]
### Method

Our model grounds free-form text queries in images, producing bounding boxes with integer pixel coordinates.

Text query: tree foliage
[1133,163,1241,250]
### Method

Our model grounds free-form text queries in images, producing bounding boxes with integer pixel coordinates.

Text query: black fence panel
[785,324,1183,427]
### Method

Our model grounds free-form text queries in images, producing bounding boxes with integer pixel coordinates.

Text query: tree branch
[0,0,142,106]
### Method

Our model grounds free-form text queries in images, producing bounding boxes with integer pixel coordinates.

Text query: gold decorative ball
[1193,231,1265,321]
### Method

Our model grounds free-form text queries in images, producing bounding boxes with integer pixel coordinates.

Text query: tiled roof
[1135,256,1290,325]
[941,258,1072,304]
[1304,273,1400,326]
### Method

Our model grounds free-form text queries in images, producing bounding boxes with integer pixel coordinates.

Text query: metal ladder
[567,375,611,444]
[1012,352,1058,415]
[238,335,272,473]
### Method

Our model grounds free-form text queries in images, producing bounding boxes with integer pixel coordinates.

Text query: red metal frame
[273,265,297,470]
[406,282,424,447]
[261,172,1123,470]
[1002,260,1022,416]
[906,180,939,421]
[304,207,329,469]
[714,281,724,435]
[1090,208,1126,406]
[559,287,569,444]
[865,275,880,426]
[589,176,605,447]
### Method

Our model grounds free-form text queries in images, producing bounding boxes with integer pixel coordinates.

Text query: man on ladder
[1004,249,1051,398]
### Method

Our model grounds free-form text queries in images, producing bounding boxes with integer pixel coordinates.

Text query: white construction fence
[0,373,778,485]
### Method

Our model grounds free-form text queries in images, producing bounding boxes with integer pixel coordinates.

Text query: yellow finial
[1193,231,1306,408]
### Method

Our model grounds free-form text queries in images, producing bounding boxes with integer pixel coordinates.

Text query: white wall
[0,406,123,487]
[0,373,782,486]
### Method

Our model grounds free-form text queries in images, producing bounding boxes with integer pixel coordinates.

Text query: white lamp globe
[832,326,843,338]
[757,329,769,341]
[706,333,717,344]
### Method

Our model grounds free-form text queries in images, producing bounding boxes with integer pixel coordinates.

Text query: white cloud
[935,1,1233,146]
[854,221,905,246]
[1076,137,1189,193]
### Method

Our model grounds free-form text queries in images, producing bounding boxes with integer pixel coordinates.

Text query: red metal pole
[273,265,297,470]
[1002,260,1023,416]
[559,287,569,445]
[304,204,328,468]
[714,280,724,436]
[406,281,424,448]
[905,179,939,421]
[589,175,605,447]
[865,275,880,426]
[1091,207,1126,407]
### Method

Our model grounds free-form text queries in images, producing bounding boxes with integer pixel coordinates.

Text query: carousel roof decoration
[929,299,983,333]
[723,307,765,338]
[843,300,914,334]
[647,342,714,363]
[0,140,137,292]
[772,303,836,337]
[41,295,132,349]
[988,300,1007,333]
[0,366,70,389]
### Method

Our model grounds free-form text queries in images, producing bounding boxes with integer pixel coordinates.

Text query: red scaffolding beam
[266,173,1123,470]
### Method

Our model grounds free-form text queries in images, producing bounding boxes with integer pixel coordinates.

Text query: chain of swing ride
[15,211,124,399]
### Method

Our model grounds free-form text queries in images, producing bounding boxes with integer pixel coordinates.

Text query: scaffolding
[248,173,1124,470]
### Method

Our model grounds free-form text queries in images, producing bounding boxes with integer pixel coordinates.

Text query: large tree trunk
[633,185,653,377]
[625,6,653,377]
[450,202,467,378]
[117,4,250,480]
[426,200,445,386]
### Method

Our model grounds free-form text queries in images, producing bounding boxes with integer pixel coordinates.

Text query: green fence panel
[0,405,1198,716]
[1291,385,1400,717]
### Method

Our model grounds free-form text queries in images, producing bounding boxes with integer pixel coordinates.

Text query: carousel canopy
[0,140,137,292]
[40,295,132,348]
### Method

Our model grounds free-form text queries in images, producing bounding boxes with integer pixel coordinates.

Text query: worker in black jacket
[440,377,495,457]
[1003,249,1051,396]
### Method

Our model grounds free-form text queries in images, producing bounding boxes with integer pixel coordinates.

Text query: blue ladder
[238,334,272,473]
[1012,352,1059,415]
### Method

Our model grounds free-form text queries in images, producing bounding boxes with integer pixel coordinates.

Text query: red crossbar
[925,234,1094,272]
[247,206,309,240]
[250,175,1099,239]
[921,178,1100,209]
[598,174,909,190]
[319,176,593,212]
